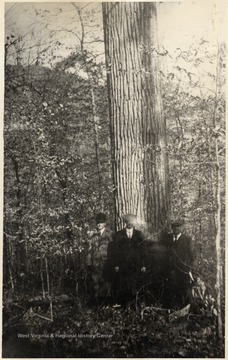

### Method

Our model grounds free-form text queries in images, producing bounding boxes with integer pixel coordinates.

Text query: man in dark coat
[107,214,146,305]
[162,220,195,308]
[86,213,113,304]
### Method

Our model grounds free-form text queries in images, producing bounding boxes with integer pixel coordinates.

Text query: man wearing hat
[107,214,146,305]
[87,212,113,304]
[162,220,195,308]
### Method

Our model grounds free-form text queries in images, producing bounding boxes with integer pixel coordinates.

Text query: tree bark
[103,3,170,235]
[213,43,223,345]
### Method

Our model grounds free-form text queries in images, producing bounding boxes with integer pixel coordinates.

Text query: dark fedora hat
[96,212,107,224]
[171,220,183,227]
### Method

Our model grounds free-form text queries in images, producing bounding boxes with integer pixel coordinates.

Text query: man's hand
[115,266,119,272]
[141,267,146,273]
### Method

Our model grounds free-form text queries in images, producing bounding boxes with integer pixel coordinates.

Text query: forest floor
[2,295,224,358]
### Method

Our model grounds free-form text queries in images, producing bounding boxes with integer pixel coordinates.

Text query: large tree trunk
[103,2,170,236]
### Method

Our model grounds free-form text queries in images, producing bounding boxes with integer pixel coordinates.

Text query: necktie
[127,230,132,239]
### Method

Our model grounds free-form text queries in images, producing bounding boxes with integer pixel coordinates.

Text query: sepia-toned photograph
[3,0,225,357]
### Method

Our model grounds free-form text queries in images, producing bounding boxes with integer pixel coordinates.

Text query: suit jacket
[162,233,195,275]
[107,228,145,278]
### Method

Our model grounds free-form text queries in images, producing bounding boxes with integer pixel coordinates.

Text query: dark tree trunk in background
[103,2,170,236]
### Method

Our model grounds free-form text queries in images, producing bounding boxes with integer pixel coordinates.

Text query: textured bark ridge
[103,3,170,236]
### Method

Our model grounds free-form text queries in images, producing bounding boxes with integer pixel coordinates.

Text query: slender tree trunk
[103,3,170,234]
[213,43,223,344]
[74,3,103,206]
[40,257,46,299]
[3,232,15,294]
[45,257,53,321]
[215,138,222,343]
[10,156,26,273]
[90,85,103,205]
[55,169,74,241]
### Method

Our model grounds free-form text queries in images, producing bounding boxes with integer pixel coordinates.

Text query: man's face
[126,222,134,229]
[172,225,181,235]
[97,222,106,231]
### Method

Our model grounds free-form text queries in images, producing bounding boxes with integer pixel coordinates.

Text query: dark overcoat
[163,233,195,274]
[107,228,146,299]
[162,233,195,306]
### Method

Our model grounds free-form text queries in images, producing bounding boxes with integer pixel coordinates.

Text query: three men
[87,214,195,309]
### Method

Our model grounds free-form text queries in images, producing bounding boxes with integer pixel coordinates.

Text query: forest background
[2,0,226,358]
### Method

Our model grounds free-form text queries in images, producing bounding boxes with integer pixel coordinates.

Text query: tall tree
[103,2,170,235]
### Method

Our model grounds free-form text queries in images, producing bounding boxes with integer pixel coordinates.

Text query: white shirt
[173,233,181,242]
[126,228,133,239]
[98,227,105,236]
